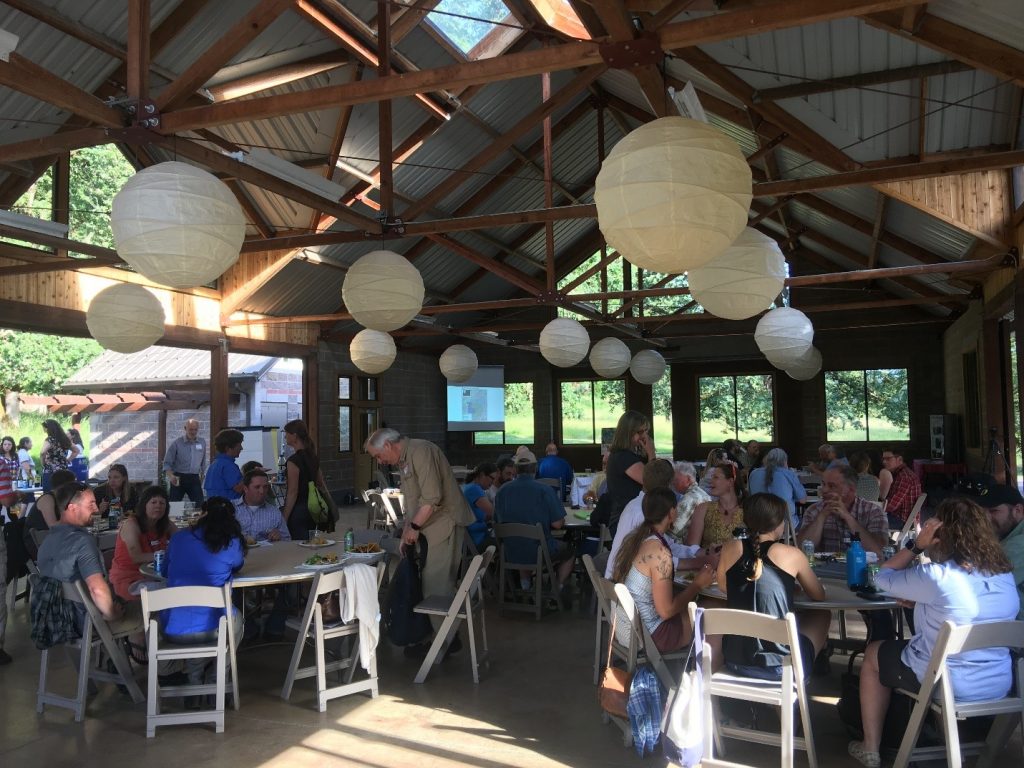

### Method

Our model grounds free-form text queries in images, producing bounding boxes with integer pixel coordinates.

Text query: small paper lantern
[439,344,477,382]
[786,347,822,381]
[590,337,631,378]
[594,117,752,274]
[754,307,814,367]
[350,329,396,374]
[342,250,425,331]
[111,161,245,289]
[86,283,165,353]
[687,228,786,320]
[539,318,590,367]
[630,349,666,385]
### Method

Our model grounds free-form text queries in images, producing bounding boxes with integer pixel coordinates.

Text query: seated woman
[849,451,880,502]
[163,496,247,686]
[94,463,140,520]
[462,462,497,551]
[687,463,745,551]
[612,487,715,653]
[717,493,830,680]
[747,448,806,532]
[698,448,729,495]
[848,497,1020,768]
[21,469,76,559]
[108,485,177,602]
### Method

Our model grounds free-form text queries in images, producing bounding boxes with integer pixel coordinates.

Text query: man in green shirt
[979,484,1024,620]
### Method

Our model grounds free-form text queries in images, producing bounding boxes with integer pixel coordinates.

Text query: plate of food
[296,552,342,569]
[343,542,385,562]
[298,537,336,549]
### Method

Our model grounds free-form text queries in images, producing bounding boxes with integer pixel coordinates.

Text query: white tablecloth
[570,475,593,507]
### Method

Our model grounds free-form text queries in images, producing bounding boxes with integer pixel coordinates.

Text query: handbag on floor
[598,611,632,719]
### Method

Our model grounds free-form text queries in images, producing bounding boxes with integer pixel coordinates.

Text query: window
[824,368,909,442]
[337,376,353,453]
[698,375,774,444]
[561,379,625,444]
[474,382,534,445]
[426,0,513,57]
[652,367,673,452]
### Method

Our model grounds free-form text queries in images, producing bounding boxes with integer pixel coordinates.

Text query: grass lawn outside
[0,412,90,475]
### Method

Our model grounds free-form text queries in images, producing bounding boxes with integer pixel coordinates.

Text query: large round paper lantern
[786,347,822,381]
[594,117,752,274]
[590,337,631,378]
[754,307,814,367]
[350,329,396,374]
[111,161,245,289]
[539,318,590,367]
[630,349,666,385]
[86,283,165,353]
[439,344,477,382]
[687,228,786,320]
[342,250,425,331]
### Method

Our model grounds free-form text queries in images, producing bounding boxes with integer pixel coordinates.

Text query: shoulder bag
[598,610,632,719]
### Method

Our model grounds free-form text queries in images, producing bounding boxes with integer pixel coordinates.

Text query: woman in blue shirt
[203,429,244,501]
[848,497,1019,768]
[462,462,497,550]
[747,448,806,531]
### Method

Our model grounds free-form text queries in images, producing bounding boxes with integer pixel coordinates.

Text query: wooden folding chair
[892,619,1024,768]
[140,583,239,737]
[689,603,817,768]
[413,546,496,684]
[495,522,562,620]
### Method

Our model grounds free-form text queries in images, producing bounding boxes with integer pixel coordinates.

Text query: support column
[210,340,229,453]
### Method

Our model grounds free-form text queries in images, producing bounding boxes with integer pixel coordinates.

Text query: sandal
[123,638,148,665]
[848,741,881,768]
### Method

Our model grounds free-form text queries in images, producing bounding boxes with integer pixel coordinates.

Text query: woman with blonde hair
[605,410,656,534]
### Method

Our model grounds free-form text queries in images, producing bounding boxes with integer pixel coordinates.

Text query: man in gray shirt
[163,419,206,504]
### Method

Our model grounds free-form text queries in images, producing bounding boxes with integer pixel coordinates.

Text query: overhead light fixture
[230,147,347,202]
[0,28,19,62]
[0,209,69,238]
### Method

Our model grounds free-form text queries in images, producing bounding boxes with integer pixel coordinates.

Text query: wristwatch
[409,521,422,532]
[905,539,924,556]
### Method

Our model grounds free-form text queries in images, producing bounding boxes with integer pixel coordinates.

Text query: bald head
[545,442,558,456]
[184,419,200,440]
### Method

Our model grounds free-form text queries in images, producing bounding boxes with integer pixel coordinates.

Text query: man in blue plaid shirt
[233,470,290,543]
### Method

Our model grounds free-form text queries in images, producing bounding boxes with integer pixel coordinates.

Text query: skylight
[426,0,512,56]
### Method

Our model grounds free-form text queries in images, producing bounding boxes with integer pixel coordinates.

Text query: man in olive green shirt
[365,428,473,655]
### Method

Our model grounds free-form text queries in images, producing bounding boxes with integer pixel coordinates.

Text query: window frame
[558,378,626,446]
[697,372,777,445]
[471,381,535,446]
[822,367,911,443]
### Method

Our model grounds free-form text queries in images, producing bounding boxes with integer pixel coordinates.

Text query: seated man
[485,457,515,504]
[671,460,711,541]
[605,459,712,579]
[233,470,290,543]
[797,465,888,557]
[494,449,574,595]
[880,448,922,529]
[537,442,574,502]
[979,484,1024,620]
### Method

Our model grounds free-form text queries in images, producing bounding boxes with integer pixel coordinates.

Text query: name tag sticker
[196,444,203,450]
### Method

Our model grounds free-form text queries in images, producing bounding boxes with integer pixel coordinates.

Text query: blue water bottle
[846,533,867,589]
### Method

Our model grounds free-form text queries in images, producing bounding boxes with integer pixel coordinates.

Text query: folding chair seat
[891,619,1024,768]
[281,562,385,711]
[413,546,495,684]
[495,522,562,620]
[35,578,145,722]
[689,603,817,768]
[140,583,239,737]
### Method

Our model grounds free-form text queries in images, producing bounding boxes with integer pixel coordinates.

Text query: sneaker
[813,647,832,676]
[0,649,11,665]
[848,740,881,768]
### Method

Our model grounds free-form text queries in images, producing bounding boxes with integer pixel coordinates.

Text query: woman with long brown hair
[281,419,333,540]
[605,410,656,534]
[848,497,1019,768]
[612,487,714,652]
[686,462,746,550]
[40,418,78,492]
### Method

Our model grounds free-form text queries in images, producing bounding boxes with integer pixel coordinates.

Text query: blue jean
[164,609,243,683]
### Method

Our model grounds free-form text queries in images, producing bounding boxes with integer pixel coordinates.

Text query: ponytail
[742,537,763,582]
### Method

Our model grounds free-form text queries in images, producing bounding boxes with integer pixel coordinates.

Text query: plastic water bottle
[802,539,816,567]
[846,533,867,589]
[344,527,355,552]
[108,503,120,531]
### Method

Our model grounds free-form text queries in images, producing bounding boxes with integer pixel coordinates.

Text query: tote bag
[662,607,704,767]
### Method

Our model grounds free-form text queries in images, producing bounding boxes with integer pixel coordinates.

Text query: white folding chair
[495,522,562,620]
[892,619,1024,768]
[689,603,817,768]
[140,583,238,737]
[891,493,926,546]
[35,578,145,722]
[281,562,385,711]
[582,554,621,685]
[613,583,685,690]
[413,545,495,684]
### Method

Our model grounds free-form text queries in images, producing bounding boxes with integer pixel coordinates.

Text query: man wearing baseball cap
[972,483,1024,620]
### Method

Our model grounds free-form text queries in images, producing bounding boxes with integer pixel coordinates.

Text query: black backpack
[383,538,432,646]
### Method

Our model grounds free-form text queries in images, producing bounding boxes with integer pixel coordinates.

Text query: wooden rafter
[206,51,350,102]
[126,0,150,101]
[0,55,122,128]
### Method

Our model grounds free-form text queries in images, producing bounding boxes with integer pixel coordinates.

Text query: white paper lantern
[111,161,246,289]
[439,344,478,382]
[86,283,165,353]
[594,117,752,274]
[590,337,631,378]
[350,329,396,374]
[687,228,786,320]
[539,318,590,367]
[342,250,425,331]
[630,349,666,385]
[754,307,814,367]
[786,347,822,381]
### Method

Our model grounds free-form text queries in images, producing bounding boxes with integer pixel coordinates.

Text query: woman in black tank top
[716,493,831,679]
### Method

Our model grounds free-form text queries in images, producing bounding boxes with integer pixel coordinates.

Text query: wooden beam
[0,54,123,128]
[389,0,442,43]
[156,0,294,111]
[0,255,124,276]
[160,0,917,132]
[219,250,297,318]
[0,224,119,260]
[424,234,546,294]
[0,0,126,60]
[225,179,275,239]
[206,50,350,102]
[0,127,113,164]
[865,10,1024,87]
[867,195,887,270]
[127,0,150,100]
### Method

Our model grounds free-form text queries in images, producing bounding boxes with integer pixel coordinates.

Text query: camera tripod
[982,426,1013,482]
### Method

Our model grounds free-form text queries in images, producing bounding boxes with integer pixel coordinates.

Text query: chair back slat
[700,607,797,648]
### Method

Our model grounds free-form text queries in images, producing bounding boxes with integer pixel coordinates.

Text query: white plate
[343,551,385,563]
[297,539,336,549]
[295,560,344,570]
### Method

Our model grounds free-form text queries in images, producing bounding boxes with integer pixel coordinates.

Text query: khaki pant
[421,521,462,635]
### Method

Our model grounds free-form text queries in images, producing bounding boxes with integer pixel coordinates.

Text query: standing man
[204,429,245,502]
[978,484,1024,620]
[163,418,206,504]
[537,442,574,502]
[880,448,922,529]
[365,428,473,658]
[798,465,888,557]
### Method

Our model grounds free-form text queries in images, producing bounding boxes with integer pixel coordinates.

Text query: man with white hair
[365,428,474,659]
[671,460,710,540]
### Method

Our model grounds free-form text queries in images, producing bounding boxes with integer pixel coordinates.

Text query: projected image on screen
[447,365,504,431]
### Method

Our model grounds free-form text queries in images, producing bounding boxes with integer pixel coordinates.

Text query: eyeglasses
[881,455,896,462]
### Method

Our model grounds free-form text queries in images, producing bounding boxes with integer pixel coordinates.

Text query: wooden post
[210,341,229,454]
[303,351,319,447]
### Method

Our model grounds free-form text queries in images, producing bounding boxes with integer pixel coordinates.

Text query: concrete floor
[0,507,1013,767]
